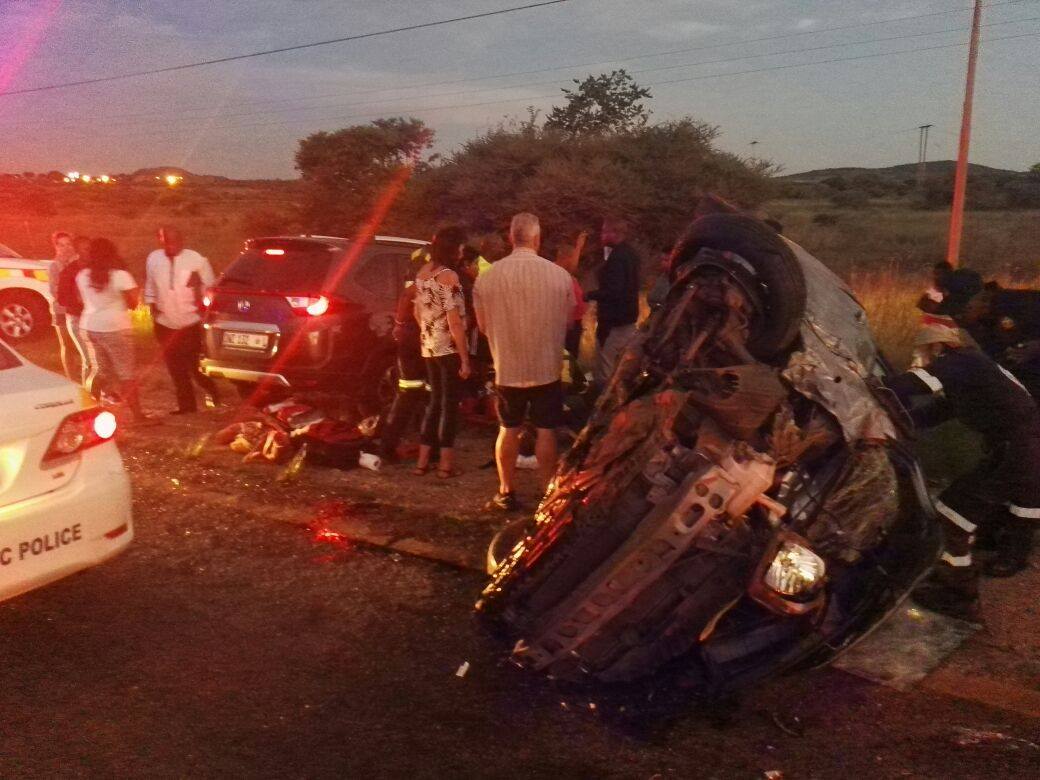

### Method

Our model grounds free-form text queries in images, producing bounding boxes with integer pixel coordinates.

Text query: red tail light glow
[285,295,331,316]
[42,408,117,464]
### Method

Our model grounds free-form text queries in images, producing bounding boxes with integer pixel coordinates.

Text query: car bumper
[0,444,133,602]
[199,360,291,387]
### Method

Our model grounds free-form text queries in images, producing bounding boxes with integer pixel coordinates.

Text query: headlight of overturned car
[749,532,827,615]
[765,541,826,597]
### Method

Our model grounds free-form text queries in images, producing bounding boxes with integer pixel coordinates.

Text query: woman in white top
[76,238,149,422]
[412,225,471,478]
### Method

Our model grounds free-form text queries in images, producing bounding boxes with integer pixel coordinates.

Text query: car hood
[781,238,897,442]
[0,257,50,271]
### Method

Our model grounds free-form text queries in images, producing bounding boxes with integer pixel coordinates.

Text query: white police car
[0,241,53,343]
[0,340,132,601]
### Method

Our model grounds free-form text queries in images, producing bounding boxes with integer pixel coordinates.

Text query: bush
[811,212,839,226]
[400,119,776,248]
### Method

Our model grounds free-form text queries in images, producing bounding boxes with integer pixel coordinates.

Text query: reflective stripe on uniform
[398,378,426,390]
[1009,504,1040,519]
[935,499,977,533]
[910,368,944,393]
[941,551,973,567]
[997,364,1029,393]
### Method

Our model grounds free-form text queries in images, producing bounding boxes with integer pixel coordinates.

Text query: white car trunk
[0,359,83,509]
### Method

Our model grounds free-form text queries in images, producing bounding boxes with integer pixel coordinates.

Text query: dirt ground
[2,336,1038,777]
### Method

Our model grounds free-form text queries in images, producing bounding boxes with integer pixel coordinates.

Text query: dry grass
[0,181,298,277]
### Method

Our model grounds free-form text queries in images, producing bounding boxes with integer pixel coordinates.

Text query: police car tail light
[285,295,331,316]
[42,408,117,464]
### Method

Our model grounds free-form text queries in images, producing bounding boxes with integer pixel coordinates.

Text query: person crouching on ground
[75,238,151,423]
[473,212,575,511]
[886,324,1040,620]
[413,226,471,478]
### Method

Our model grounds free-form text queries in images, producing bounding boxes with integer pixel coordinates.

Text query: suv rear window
[219,243,344,294]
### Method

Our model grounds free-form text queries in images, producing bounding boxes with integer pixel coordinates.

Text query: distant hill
[783,161,1026,184]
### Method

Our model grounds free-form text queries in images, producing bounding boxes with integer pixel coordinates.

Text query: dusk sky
[1,0,1038,179]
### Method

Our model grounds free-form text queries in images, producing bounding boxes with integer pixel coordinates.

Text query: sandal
[436,467,463,479]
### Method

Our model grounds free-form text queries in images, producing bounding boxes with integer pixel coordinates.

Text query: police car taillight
[42,408,117,464]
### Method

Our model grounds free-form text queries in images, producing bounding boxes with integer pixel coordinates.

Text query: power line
[47,29,1040,145]
[0,0,572,98]
[2,0,1033,114]
[6,11,1039,134]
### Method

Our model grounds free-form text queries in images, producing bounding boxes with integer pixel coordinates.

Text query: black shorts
[496,381,563,430]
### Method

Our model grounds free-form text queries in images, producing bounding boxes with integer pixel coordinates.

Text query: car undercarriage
[478,211,942,693]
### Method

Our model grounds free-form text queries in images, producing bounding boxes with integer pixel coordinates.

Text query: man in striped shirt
[474,213,575,511]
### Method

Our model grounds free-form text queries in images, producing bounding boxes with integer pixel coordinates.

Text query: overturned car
[478,211,942,693]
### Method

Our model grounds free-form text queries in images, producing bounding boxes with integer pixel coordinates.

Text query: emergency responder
[958,282,1040,399]
[378,280,429,462]
[886,325,1040,619]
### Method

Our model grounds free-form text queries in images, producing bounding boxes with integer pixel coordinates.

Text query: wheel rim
[0,302,34,338]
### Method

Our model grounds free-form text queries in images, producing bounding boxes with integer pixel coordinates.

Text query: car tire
[0,290,50,343]
[670,214,806,360]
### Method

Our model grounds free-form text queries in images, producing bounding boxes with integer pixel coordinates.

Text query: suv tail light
[42,407,117,464]
[285,295,331,316]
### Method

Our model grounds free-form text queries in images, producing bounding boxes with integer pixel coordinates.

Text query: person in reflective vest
[886,324,1040,619]
[379,280,429,462]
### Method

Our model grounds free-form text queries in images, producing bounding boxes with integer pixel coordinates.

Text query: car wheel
[670,214,806,360]
[0,290,50,342]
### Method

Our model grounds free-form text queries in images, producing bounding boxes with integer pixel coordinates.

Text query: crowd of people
[380,212,643,512]
[47,225,220,423]
[42,212,1039,619]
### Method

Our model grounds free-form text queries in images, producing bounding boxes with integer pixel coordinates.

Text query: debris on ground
[951,726,1040,751]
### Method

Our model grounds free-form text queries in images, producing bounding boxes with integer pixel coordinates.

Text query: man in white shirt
[144,226,220,414]
[474,213,575,511]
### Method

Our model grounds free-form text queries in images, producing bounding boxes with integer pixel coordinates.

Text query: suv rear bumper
[200,360,291,387]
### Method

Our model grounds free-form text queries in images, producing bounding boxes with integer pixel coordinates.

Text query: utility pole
[946,0,983,267]
[916,124,933,188]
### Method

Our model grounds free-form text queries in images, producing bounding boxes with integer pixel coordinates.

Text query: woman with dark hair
[413,225,471,478]
[75,238,150,422]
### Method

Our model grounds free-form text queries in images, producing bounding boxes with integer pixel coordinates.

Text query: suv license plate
[223,331,268,350]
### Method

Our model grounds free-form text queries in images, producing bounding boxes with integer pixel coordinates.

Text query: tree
[404,117,775,250]
[295,117,434,232]
[544,70,651,136]
[1030,162,1040,180]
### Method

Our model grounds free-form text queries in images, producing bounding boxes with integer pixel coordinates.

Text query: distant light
[164,174,182,187]
[264,248,285,256]
[99,174,110,183]
[67,171,80,180]
[62,177,72,183]
[81,174,93,183]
